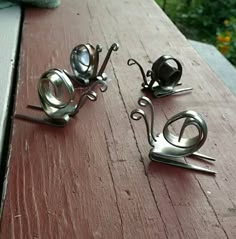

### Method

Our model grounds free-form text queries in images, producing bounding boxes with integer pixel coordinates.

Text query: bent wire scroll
[15,68,108,127]
[127,55,192,98]
[130,96,216,174]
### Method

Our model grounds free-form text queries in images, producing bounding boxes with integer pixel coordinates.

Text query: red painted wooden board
[1,0,236,238]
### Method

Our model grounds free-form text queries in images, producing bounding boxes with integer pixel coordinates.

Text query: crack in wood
[195,178,230,239]
[103,130,124,239]
[161,177,186,237]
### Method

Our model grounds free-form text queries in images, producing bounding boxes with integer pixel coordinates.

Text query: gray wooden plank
[0,6,21,162]
[190,40,236,95]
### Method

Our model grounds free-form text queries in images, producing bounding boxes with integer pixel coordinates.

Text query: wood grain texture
[1,0,236,238]
[0,6,21,162]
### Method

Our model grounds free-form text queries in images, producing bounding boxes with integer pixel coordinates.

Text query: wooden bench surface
[1,0,236,238]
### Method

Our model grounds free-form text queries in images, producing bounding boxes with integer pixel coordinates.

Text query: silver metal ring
[38,68,75,119]
[70,43,99,80]
[70,42,119,86]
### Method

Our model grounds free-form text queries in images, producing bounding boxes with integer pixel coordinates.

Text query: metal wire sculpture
[15,68,107,127]
[130,96,216,174]
[70,43,119,86]
[128,55,192,98]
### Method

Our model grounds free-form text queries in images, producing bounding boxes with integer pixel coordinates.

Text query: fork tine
[14,114,66,127]
[27,104,43,111]
[172,87,193,95]
[191,152,216,161]
[150,155,216,174]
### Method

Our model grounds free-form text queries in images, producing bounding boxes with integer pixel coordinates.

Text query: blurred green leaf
[155,0,236,66]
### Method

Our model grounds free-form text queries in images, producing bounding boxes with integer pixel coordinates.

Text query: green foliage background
[155,0,236,65]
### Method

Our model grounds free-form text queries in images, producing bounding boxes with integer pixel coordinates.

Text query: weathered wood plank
[1,0,236,238]
[91,1,236,238]
[0,6,21,161]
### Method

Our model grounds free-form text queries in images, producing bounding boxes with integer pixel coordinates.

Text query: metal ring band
[153,55,182,87]
[38,68,75,119]
[163,110,207,153]
[70,43,98,80]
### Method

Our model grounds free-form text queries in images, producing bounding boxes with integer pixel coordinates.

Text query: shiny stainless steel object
[15,69,108,127]
[130,96,216,174]
[70,43,119,85]
[127,55,192,98]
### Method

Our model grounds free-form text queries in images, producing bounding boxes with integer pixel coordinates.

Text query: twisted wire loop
[111,43,119,51]
[127,58,149,88]
[162,110,208,156]
[38,68,76,120]
[130,96,158,146]
[138,96,156,142]
[89,76,108,93]
[70,90,97,117]
[146,70,153,78]
[70,78,108,117]
[130,109,154,147]
[96,44,103,53]
[98,43,119,76]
